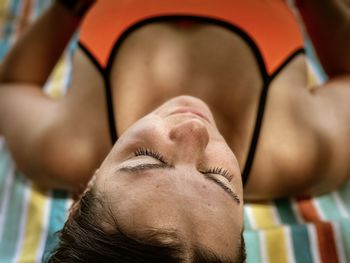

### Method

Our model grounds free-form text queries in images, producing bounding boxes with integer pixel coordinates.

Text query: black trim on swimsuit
[241,48,305,185]
[78,43,118,143]
[78,15,305,186]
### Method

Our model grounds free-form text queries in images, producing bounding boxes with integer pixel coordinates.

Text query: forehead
[97,166,243,257]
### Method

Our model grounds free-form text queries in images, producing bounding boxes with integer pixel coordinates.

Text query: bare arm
[0,0,96,190]
[295,0,350,77]
[293,0,350,193]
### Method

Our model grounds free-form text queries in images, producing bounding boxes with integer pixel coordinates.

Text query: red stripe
[297,198,321,222]
[315,222,339,263]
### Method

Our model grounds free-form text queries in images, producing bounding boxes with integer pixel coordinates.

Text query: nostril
[169,119,210,148]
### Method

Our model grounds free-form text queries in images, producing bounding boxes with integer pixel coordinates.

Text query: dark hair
[48,189,246,263]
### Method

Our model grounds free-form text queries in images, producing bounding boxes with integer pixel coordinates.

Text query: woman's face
[95,96,244,258]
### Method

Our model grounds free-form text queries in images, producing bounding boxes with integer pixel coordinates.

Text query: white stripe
[62,51,73,95]
[0,161,15,241]
[35,191,51,263]
[312,199,326,220]
[271,204,282,225]
[284,226,296,263]
[259,231,269,263]
[290,198,304,224]
[331,222,347,263]
[11,183,31,263]
[307,224,321,263]
[244,205,258,230]
[66,197,73,213]
[306,59,325,85]
[332,192,350,218]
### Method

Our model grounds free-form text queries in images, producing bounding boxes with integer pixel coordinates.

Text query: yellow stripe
[47,55,68,99]
[250,203,278,228]
[307,62,322,90]
[0,0,9,26]
[18,185,49,263]
[265,227,289,263]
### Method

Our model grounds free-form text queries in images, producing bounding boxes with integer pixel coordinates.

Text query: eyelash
[202,167,232,181]
[134,148,167,164]
[134,148,232,181]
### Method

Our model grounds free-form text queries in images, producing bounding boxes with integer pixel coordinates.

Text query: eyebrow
[118,164,241,205]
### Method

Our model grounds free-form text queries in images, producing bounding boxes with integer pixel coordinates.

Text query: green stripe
[42,190,70,263]
[316,195,342,220]
[244,230,262,263]
[339,219,350,262]
[275,199,298,224]
[243,208,253,230]
[0,150,11,199]
[291,224,313,263]
[0,172,27,262]
[338,181,350,214]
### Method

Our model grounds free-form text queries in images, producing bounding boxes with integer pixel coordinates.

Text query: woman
[0,0,349,262]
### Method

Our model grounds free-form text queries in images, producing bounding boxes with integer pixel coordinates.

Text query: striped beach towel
[0,0,349,262]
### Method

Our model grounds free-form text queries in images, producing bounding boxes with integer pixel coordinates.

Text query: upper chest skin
[66,21,325,199]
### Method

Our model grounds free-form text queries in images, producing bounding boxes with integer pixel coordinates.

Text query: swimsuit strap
[78,43,118,144]
[241,82,269,186]
[241,48,305,186]
[105,78,118,143]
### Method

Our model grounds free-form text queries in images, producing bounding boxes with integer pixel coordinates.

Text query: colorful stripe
[16,0,33,35]
[296,199,321,222]
[1,1,350,263]
[42,191,71,263]
[315,222,339,263]
[17,185,49,263]
[249,203,280,228]
[338,219,350,262]
[264,227,289,263]
[316,195,343,221]
[291,224,313,263]
[0,172,26,262]
[244,230,262,263]
[275,199,298,225]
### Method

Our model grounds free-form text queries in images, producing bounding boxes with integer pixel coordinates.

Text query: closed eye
[201,167,233,182]
[134,148,167,164]
[124,148,240,204]
[134,148,233,181]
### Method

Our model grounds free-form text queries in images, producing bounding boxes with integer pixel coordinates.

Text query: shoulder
[243,60,350,199]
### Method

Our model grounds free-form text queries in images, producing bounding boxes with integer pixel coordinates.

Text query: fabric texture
[0,1,349,262]
[79,0,304,74]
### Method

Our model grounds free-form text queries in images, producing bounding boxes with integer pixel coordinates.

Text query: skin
[95,96,243,258]
[0,0,350,257]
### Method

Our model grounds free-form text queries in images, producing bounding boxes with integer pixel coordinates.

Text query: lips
[169,107,211,123]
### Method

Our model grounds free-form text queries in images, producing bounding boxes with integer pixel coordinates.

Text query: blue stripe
[303,35,328,83]
[0,150,11,201]
[339,219,350,262]
[291,224,313,263]
[0,0,22,60]
[316,195,342,220]
[338,181,350,214]
[42,190,70,263]
[0,172,27,262]
[244,230,262,263]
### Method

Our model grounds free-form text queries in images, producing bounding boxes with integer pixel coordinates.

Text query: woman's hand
[294,0,350,77]
[57,0,96,17]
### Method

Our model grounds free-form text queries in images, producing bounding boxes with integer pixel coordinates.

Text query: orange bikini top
[79,0,304,74]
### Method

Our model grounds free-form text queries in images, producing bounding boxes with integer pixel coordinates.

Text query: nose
[169,119,210,158]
